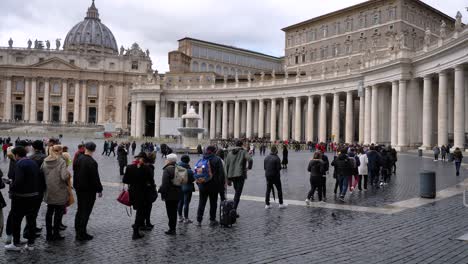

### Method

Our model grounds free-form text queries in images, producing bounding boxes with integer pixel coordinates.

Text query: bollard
[420,171,436,199]
[418,149,423,157]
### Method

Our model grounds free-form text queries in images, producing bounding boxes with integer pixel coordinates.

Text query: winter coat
[197,154,225,193]
[366,150,381,171]
[453,149,463,162]
[331,153,353,177]
[10,158,42,198]
[29,151,47,193]
[177,161,195,193]
[123,163,155,210]
[380,151,393,170]
[264,153,281,180]
[307,159,325,178]
[358,154,369,175]
[117,146,128,167]
[321,155,330,174]
[42,156,69,205]
[433,147,440,155]
[282,147,289,165]
[225,147,252,179]
[73,154,103,193]
[158,163,181,201]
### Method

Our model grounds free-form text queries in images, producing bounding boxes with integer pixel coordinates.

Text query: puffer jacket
[358,154,368,175]
[225,147,252,179]
[42,155,69,205]
[307,159,325,178]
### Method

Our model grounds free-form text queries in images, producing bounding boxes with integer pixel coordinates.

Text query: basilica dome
[63,0,118,54]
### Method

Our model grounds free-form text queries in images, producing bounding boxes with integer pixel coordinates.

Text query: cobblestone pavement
[0,137,467,263]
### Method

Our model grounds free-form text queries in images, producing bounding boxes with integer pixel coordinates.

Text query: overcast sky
[0,0,466,72]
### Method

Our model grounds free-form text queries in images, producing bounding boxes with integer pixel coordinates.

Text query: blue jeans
[177,191,192,219]
[338,175,348,197]
[455,161,461,174]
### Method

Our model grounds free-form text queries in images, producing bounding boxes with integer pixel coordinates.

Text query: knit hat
[166,153,177,163]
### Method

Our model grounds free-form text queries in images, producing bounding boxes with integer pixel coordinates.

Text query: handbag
[117,189,131,206]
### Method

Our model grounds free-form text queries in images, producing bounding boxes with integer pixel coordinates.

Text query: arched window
[192,61,199,72]
[230,68,235,75]
[200,63,207,72]
[15,80,25,92]
[216,65,222,74]
[223,67,229,75]
[52,82,61,94]
[208,64,214,72]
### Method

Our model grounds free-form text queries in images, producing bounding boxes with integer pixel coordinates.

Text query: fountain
[177,106,205,151]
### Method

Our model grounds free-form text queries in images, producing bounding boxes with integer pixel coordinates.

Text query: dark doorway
[67,112,74,123]
[14,104,23,121]
[145,105,155,137]
[88,107,97,124]
[127,103,132,126]
[51,106,60,123]
[37,111,43,122]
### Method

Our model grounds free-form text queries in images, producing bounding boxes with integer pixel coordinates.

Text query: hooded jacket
[10,158,41,198]
[264,153,281,180]
[42,155,69,205]
[225,147,252,179]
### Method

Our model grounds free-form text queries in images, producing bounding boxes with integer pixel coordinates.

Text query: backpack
[172,165,188,186]
[194,157,213,184]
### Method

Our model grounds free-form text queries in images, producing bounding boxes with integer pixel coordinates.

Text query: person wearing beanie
[264,145,287,209]
[158,153,181,235]
[73,142,103,241]
[177,155,195,223]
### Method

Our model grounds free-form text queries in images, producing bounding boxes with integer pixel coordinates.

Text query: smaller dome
[63,1,118,54]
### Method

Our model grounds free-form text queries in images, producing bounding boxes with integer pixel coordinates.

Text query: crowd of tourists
[0,135,464,252]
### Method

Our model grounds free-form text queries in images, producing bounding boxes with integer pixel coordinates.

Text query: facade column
[173,101,179,117]
[397,80,408,148]
[43,78,50,123]
[135,100,143,138]
[203,102,209,137]
[358,95,365,143]
[454,65,465,149]
[331,93,340,143]
[364,87,372,144]
[253,101,259,136]
[258,99,265,138]
[210,101,216,139]
[73,81,80,123]
[240,101,246,136]
[246,99,253,139]
[371,85,379,144]
[4,78,11,121]
[222,101,228,139]
[30,78,37,122]
[80,81,87,123]
[345,91,354,143]
[154,101,160,138]
[282,98,289,141]
[97,82,105,124]
[61,81,68,123]
[198,101,204,140]
[216,104,222,137]
[270,98,277,142]
[229,103,234,137]
[294,97,302,141]
[319,94,327,143]
[307,96,314,142]
[438,71,448,146]
[391,81,399,147]
[24,78,30,121]
[234,100,240,138]
[130,99,136,137]
[421,75,433,149]
[266,101,271,135]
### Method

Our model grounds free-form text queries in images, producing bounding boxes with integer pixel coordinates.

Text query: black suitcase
[220,200,236,227]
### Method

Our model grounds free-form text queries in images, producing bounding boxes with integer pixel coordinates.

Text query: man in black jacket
[73,142,103,241]
[264,145,287,209]
[331,148,352,202]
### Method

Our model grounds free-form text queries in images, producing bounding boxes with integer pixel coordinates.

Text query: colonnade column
[364,87,372,144]
[294,97,301,141]
[421,76,433,149]
[270,98,277,142]
[198,101,204,140]
[331,93,340,143]
[73,81,80,123]
[397,80,408,148]
[154,101,160,138]
[358,95,365,143]
[370,85,378,144]
[282,98,289,141]
[130,99,136,137]
[319,94,327,143]
[30,78,37,123]
[61,81,68,123]
[4,78,11,121]
[222,101,228,139]
[390,81,399,146]
[258,99,265,138]
[234,100,240,138]
[210,101,216,139]
[454,65,466,149]
[98,83,105,124]
[307,96,314,142]
[135,100,143,138]
[80,81,87,123]
[246,100,252,139]
[438,71,448,146]
[174,101,179,118]
[43,78,50,123]
[24,78,30,122]
[345,91,354,143]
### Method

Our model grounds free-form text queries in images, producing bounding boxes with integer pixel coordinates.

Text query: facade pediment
[30,58,81,70]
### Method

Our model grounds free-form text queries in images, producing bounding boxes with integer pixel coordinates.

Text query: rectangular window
[16,57,24,63]
[69,99,73,103]
[109,62,115,69]
[295,56,299,64]
[69,60,75,65]
[302,54,306,63]
[89,61,98,67]
[39,58,44,62]
[131,61,138,70]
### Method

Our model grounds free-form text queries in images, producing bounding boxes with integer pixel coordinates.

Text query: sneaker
[19,238,28,245]
[339,196,345,202]
[379,182,384,187]
[24,244,34,251]
[209,220,219,227]
[184,219,193,224]
[305,199,310,206]
[279,204,288,209]
[350,187,355,192]
[4,244,22,252]
[265,205,272,209]
[4,235,12,244]
[178,217,184,223]
[164,230,176,236]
